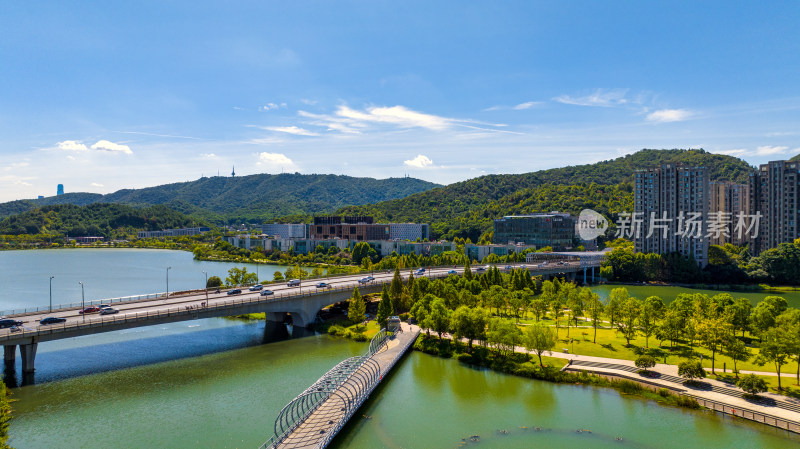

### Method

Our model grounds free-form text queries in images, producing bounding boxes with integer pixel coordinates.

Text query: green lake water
[4,249,800,448]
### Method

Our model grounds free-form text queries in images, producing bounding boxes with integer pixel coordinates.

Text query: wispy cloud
[90,182,104,187]
[484,101,542,111]
[57,140,89,151]
[262,126,319,136]
[554,88,630,107]
[199,153,218,159]
[646,109,693,123]
[336,105,450,130]
[257,152,297,171]
[403,154,434,168]
[300,99,318,106]
[91,140,133,154]
[713,148,749,157]
[756,145,789,155]
[114,131,205,140]
[259,102,287,112]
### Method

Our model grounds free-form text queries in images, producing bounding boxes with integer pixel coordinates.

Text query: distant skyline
[1,1,799,202]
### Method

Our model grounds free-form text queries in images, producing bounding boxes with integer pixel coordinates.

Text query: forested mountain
[790,154,800,162]
[0,204,205,238]
[0,174,440,223]
[338,149,754,241]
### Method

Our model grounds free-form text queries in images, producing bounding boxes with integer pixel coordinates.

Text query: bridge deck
[273,323,419,449]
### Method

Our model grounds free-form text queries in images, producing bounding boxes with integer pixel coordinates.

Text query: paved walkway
[425,329,800,429]
[273,323,420,449]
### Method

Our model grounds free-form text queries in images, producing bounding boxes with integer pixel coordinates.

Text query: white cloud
[336,105,451,130]
[257,152,297,170]
[90,140,133,154]
[263,126,319,136]
[3,161,29,171]
[646,109,693,123]
[259,102,287,112]
[713,149,749,157]
[403,154,434,168]
[300,99,318,105]
[199,153,218,159]
[513,101,540,110]
[57,140,89,151]
[554,88,630,107]
[90,182,104,187]
[756,145,789,155]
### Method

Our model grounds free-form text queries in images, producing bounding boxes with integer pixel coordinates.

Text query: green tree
[728,297,752,337]
[486,318,522,357]
[606,287,628,329]
[639,296,662,348]
[377,284,394,329]
[737,373,768,396]
[586,290,604,343]
[756,327,792,390]
[722,338,751,378]
[0,380,11,449]
[348,287,366,325]
[635,354,656,372]
[523,322,556,367]
[428,298,451,339]
[272,271,284,281]
[617,296,641,346]
[389,266,404,312]
[656,309,683,347]
[206,276,222,288]
[225,266,258,286]
[697,314,733,374]
[678,360,707,381]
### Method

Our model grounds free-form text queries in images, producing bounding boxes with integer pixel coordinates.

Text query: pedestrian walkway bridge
[260,322,419,449]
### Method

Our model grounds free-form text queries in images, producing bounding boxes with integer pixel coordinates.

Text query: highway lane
[2,261,585,334]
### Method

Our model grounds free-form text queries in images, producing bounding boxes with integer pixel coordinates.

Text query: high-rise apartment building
[57,184,64,195]
[634,164,709,266]
[708,181,750,246]
[748,160,800,254]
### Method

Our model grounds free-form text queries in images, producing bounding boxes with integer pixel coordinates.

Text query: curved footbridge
[260,322,420,449]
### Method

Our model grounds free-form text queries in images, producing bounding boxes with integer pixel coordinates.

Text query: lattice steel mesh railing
[260,330,396,449]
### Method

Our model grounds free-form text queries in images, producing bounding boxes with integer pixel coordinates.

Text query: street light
[166,266,172,300]
[202,270,208,305]
[79,281,85,323]
[49,276,55,313]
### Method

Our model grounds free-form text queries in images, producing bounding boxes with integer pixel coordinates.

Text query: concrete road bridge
[0,253,603,378]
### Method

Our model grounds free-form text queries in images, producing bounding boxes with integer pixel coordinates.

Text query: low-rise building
[261,223,307,239]
[137,227,211,239]
[493,213,575,250]
[464,243,537,262]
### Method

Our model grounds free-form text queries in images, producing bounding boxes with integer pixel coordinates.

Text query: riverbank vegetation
[602,238,800,287]
[0,380,12,449]
[330,266,800,397]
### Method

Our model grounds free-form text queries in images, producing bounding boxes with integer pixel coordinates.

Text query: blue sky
[1,1,799,201]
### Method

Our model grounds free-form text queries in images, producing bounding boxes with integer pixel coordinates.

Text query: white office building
[388,223,429,241]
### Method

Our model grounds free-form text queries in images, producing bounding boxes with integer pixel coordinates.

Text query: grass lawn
[712,372,800,399]
[510,322,800,378]
[344,319,381,338]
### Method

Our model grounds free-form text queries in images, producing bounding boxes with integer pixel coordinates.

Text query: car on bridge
[79,307,101,315]
[447,269,458,275]
[249,284,263,291]
[315,282,330,288]
[358,277,371,284]
[100,307,119,315]
[287,279,301,287]
[227,289,242,295]
[260,289,274,296]
[0,319,23,328]
[39,317,67,325]
[415,268,425,275]
[475,266,486,273]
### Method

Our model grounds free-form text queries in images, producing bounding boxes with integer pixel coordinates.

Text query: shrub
[206,276,222,288]
[327,325,345,336]
[352,332,368,342]
[676,396,700,409]
[657,388,671,398]
[455,353,474,364]
[635,355,656,371]
[678,360,706,381]
[737,374,768,396]
[399,312,410,321]
[615,380,644,394]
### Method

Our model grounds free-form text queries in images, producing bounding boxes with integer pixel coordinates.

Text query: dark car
[78,307,101,314]
[447,269,458,275]
[0,319,23,328]
[315,282,330,288]
[40,317,67,325]
[227,289,242,295]
[260,290,274,296]
[248,284,263,291]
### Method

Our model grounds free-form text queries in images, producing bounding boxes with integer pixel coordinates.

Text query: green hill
[338,149,755,241]
[0,174,441,223]
[0,203,205,238]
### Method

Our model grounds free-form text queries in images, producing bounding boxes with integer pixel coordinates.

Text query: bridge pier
[3,345,15,365]
[20,343,37,374]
